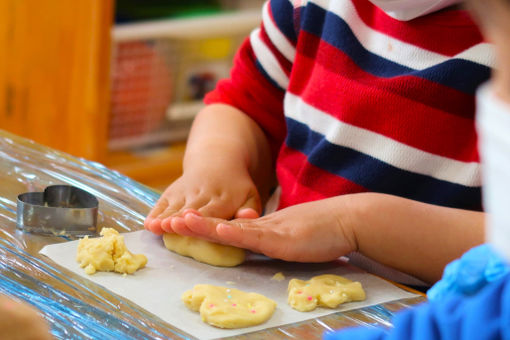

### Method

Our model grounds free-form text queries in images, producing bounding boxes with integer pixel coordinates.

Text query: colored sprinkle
[226,289,231,293]
[209,304,215,308]
[305,284,310,286]
[232,303,237,307]
[330,290,334,294]
[297,290,302,294]
[227,295,232,299]
[307,296,313,301]
[251,309,256,313]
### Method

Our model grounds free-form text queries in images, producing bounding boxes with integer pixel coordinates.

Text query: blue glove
[324,271,510,340]
[427,244,509,301]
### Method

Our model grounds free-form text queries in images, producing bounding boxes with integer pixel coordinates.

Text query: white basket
[108,9,261,150]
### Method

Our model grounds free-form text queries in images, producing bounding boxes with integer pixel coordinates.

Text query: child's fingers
[235,194,261,218]
[170,217,198,237]
[148,221,164,235]
[183,212,224,240]
[183,213,267,252]
[157,198,187,220]
[216,221,266,253]
[196,200,238,220]
[147,199,169,219]
[235,208,259,219]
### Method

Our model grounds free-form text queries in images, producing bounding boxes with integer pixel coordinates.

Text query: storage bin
[109,9,261,150]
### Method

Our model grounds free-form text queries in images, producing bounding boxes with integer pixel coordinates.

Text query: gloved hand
[427,244,510,301]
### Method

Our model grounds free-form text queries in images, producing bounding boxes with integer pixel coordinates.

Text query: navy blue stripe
[285,118,482,211]
[255,60,286,92]
[298,2,490,95]
[270,0,297,44]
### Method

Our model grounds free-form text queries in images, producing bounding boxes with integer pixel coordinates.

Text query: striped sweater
[205,0,494,212]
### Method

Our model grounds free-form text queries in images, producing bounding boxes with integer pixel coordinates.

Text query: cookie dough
[76,228,147,275]
[182,284,277,329]
[271,272,286,281]
[162,233,245,267]
[288,274,365,312]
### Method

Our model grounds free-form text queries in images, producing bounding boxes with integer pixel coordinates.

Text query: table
[0,130,426,339]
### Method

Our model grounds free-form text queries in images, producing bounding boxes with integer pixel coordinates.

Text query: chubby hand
[145,165,261,235]
[0,295,52,340]
[167,196,357,263]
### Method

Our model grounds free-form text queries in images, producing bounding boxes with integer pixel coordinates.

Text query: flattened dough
[76,228,147,275]
[163,233,245,267]
[182,284,276,329]
[288,274,365,312]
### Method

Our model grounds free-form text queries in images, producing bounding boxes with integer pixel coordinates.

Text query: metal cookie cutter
[17,185,98,236]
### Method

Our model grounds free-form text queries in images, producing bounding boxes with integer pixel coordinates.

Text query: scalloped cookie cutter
[16,185,98,236]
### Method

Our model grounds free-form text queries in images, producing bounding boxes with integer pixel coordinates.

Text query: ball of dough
[76,228,147,275]
[182,284,276,329]
[288,274,365,312]
[162,233,245,267]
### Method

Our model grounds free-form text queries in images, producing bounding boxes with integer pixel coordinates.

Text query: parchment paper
[40,230,417,339]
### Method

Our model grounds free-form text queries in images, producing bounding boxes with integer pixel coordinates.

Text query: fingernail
[161,218,173,233]
[217,223,230,230]
[185,212,200,219]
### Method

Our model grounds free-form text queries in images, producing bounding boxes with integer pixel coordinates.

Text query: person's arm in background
[0,295,52,340]
[177,192,484,284]
[144,0,294,235]
[325,0,510,338]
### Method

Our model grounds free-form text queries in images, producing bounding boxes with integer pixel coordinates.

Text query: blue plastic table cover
[0,130,426,339]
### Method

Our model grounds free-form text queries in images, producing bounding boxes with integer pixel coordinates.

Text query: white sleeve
[477,83,510,261]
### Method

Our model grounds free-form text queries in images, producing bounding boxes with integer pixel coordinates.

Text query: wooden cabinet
[0,0,113,162]
[0,1,259,190]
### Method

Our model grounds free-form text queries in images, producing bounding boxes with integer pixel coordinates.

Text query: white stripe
[310,0,495,69]
[250,29,290,89]
[284,93,482,187]
[262,1,296,62]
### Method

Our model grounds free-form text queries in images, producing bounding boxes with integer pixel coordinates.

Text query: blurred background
[0,0,264,190]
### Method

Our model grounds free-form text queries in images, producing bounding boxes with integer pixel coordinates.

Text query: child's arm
[175,193,484,284]
[145,103,275,235]
[146,0,294,234]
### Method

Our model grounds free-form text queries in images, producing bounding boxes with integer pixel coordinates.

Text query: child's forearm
[184,103,276,200]
[344,193,485,284]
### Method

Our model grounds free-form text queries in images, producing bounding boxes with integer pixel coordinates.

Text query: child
[145,0,494,285]
[326,0,510,338]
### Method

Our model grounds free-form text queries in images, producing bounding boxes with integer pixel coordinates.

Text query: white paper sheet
[40,230,417,339]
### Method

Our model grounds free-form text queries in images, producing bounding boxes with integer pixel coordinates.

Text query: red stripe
[276,147,367,209]
[289,36,479,162]
[351,0,484,56]
[204,39,287,159]
[295,31,476,119]
[259,23,293,77]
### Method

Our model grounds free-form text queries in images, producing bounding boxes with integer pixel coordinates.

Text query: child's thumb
[235,195,261,219]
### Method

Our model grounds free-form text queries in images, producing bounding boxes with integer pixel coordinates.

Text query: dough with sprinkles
[182,284,277,328]
[288,274,366,312]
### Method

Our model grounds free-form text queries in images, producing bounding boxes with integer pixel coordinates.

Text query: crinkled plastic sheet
[0,130,426,339]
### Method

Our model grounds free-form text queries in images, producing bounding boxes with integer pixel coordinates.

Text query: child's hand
[145,165,261,235]
[168,196,357,262]
[0,295,52,340]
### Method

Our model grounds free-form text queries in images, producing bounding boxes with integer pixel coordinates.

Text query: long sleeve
[204,0,298,159]
[324,272,510,340]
